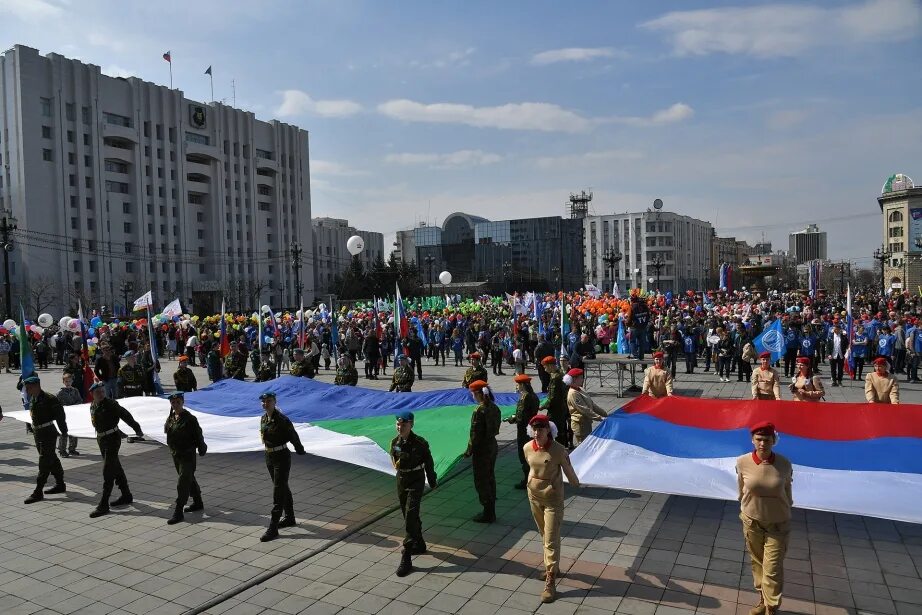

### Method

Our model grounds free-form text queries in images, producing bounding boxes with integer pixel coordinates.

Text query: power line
[716,212,878,233]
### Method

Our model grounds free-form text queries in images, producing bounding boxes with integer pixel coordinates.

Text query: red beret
[652,351,664,359]
[566,368,584,378]
[468,380,489,392]
[750,421,776,436]
[758,351,771,359]
[541,356,557,365]
[796,357,810,365]
[873,357,888,366]
[528,415,550,427]
[513,374,532,383]
[469,352,481,359]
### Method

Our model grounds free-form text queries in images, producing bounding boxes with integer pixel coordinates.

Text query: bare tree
[247,280,272,312]
[25,275,58,318]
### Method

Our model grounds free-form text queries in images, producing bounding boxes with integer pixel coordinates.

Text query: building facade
[0,45,312,317]
[878,173,922,294]
[392,229,416,264]
[788,224,827,264]
[312,217,383,294]
[584,211,713,293]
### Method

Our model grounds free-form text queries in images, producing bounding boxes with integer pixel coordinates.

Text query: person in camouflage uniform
[88,381,145,518]
[56,372,83,457]
[461,352,488,388]
[250,347,262,376]
[289,347,315,378]
[539,357,569,447]
[258,391,306,542]
[255,351,277,383]
[224,344,248,380]
[390,410,438,577]
[117,351,145,398]
[464,379,501,523]
[164,392,207,525]
[23,375,69,504]
[334,355,359,386]
[173,355,198,392]
[389,355,415,392]
[506,374,540,489]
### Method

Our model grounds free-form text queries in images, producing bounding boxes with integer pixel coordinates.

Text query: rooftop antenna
[231,79,236,107]
[568,189,592,219]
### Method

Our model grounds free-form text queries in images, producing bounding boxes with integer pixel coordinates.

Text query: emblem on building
[190,104,207,129]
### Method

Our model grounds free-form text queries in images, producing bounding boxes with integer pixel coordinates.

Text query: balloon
[214,332,221,338]
[439,271,452,285]
[3,319,15,330]
[88,328,96,337]
[59,317,70,328]
[260,305,270,314]
[90,316,102,327]
[67,319,81,332]
[87,338,96,346]
[37,313,53,328]
[31,325,44,334]
[346,235,364,256]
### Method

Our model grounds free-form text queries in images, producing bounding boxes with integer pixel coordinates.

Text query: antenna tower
[568,190,592,219]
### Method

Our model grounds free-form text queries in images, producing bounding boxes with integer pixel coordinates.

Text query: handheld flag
[219,300,231,358]
[616,315,628,354]
[18,303,34,378]
[395,283,409,358]
[560,299,570,357]
[753,318,784,364]
[162,298,182,319]
[845,284,855,378]
[133,290,153,311]
[76,301,96,401]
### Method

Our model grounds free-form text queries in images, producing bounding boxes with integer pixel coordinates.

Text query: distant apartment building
[312,217,383,293]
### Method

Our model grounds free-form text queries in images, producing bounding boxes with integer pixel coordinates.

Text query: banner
[133,290,153,311]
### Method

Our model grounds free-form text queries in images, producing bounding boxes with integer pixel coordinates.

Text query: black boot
[260,516,280,542]
[24,490,43,504]
[395,549,413,577]
[110,492,133,507]
[472,506,496,523]
[410,541,427,555]
[279,502,296,528]
[167,505,184,525]
[44,482,66,495]
[184,500,204,513]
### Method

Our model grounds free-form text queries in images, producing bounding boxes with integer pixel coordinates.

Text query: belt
[33,421,55,430]
[96,427,120,437]
[398,464,425,473]
[265,444,289,453]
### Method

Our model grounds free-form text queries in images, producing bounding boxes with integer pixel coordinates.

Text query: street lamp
[603,248,622,290]
[1,209,17,319]
[650,255,665,291]
[424,254,435,297]
[551,266,561,290]
[119,280,134,316]
[873,246,891,295]
[502,261,511,292]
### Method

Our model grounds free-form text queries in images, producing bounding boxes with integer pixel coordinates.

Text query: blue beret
[89,381,106,392]
[168,391,185,400]
[122,350,136,359]
[395,411,414,422]
[259,390,276,400]
[22,375,40,385]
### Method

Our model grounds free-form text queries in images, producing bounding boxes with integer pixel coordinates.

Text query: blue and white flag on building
[754,318,785,363]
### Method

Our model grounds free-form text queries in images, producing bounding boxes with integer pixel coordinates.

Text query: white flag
[585,283,601,299]
[162,298,182,318]
[612,282,621,299]
[133,290,153,311]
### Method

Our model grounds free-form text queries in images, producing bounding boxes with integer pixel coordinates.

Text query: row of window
[73,260,208,276]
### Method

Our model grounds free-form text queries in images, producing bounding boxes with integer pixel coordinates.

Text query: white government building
[0,44,313,317]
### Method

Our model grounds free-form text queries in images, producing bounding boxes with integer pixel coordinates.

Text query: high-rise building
[392,229,416,264]
[312,217,383,293]
[0,45,312,317]
[878,173,922,293]
[584,211,713,293]
[788,224,827,264]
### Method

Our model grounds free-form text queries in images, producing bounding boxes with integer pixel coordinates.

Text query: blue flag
[754,318,784,364]
[616,315,627,354]
[19,303,35,378]
[416,320,428,347]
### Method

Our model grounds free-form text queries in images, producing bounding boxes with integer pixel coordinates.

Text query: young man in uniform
[23,375,69,504]
[390,411,437,577]
[88,381,145,518]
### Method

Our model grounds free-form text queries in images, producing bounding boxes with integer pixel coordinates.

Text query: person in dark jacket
[23,375,68,504]
[164,392,207,524]
[258,391,306,542]
[88,381,145,518]
[506,374,540,489]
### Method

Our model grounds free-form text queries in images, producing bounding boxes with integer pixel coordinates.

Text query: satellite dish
[653,199,663,210]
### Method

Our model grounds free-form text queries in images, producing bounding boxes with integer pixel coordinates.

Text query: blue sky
[2,0,921,266]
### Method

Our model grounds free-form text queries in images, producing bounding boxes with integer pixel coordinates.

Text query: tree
[25,275,57,318]
[247,280,272,312]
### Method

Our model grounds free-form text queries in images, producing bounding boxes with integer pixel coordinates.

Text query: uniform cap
[566,368,584,378]
[259,390,277,400]
[796,357,811,365]
[397,354,409,362]
[652,351,664,359]
[758,351,771,359]
[89,381,106,392]
[528,415,550,428]
[750,421,776,436]
[22,375,40,385]
[122,350,136,359]
[177,355,188,361]
[468,379,489,392]
[873,357,888,366]
[395,411,414,422]
[168,391,185,400]
[469,352,481,359]
[293,347,305,355]
[513,374,532,383]
[541,356,557,365]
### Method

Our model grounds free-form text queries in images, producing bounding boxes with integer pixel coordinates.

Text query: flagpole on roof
[205,66,213,103]
[163,51,172,88]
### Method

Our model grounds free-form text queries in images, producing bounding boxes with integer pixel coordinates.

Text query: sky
[1,0,920,269]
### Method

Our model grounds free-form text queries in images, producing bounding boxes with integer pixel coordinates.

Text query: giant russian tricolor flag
[570,396,922,523]
[5,377,519,479]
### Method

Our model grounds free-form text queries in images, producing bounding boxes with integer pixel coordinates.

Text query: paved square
[1,360,921,614]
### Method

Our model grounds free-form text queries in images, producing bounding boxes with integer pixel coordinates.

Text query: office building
[878,173,922,293]
[392,229,416,264]
[584,211,713,293]
[312,217,383,293]
[788,224,827,264]
[0,44,312,316]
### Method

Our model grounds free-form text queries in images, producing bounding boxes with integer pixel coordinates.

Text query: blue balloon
[90,316,101,327]
[263,335,272,344]
[88,327,96,337]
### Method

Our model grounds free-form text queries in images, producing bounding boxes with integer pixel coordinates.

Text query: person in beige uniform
[736,421,793,615]
[642,351,674,398]
[524,414,580,604]
[751,352,781,400]
[865,356,899,404]
[790,357,824,401]
[565,368,608,445]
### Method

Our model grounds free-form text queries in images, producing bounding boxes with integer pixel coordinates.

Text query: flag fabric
[298,297,305,350]
[570,396,922,524]
[204,65,212,75]
[845,284,855,378]
[616,315,628,354]
[258,308,264,353]
[4,377,523,480]
[560,299,570,357]
[585,283,601,299]
[219,300,231,358]
[753,318,784,364]
[163,51,171,62]
[133,290,153,311]
[76,301,96,400]
[416,320,428,347]
[534,298,545,337]
[18,303,34,378]
[162,298,182,319]
[145,306,161,391]
[612,282,620,299]
[395,283,409,357]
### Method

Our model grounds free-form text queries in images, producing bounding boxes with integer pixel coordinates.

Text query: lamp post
[551,266,561,290]
[424,254,435,297]
[873,246,891,296]
[1,210,17,319]
[290,242,303,302]
[277,284,286,310]
[603,248,622,292]
[502,261,511,293]
[650,255,664,291]
[119,280,134,316]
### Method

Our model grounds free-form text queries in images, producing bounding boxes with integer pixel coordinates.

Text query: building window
[889,211,904,223]
[199,264,205,274]
[106,180,130,194]
[82,106,91,124]
[126,262,134,273]
[42,149,53,162]
[103,112,131,127]
[122,202,131,214]
[196,212,203,222]
[105,160,128,173]
[73,260,81,273]
[71,217,78,230]
[156,124,163,140]
[67,130,74,143]
[185,132,210,145]
[197,229,204,239]
[87,218,95,231]
[42,125,52,139]
[68,152,75,165]
[258,202,271,211]
[188,193,204,205]
[85,176,93,188]
[257,185,273,196]
[65,103,75,121]
[83,134,91,146]
[86,197,94,209]
[41,97,52,117]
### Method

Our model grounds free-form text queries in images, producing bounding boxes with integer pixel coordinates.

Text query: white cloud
[604,102,695,127]
[87,30,125,52]
[311,160,363,176]
[531,47,624,65]
[410,47,476,69]
[275,90,362,118]
[642,0,921,58]
[385,149,503,169]
[0,0,64,21]
[534,149,644,169]
[377,99,591,132]
[102,64,135,79]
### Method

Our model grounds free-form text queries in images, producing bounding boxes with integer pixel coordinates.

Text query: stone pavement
[0,357,921,615]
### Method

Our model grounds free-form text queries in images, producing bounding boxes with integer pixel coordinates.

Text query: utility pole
[873,246,890,296]
[1,210,17,319]
[290,242,303,302]
[424,254,435,297]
